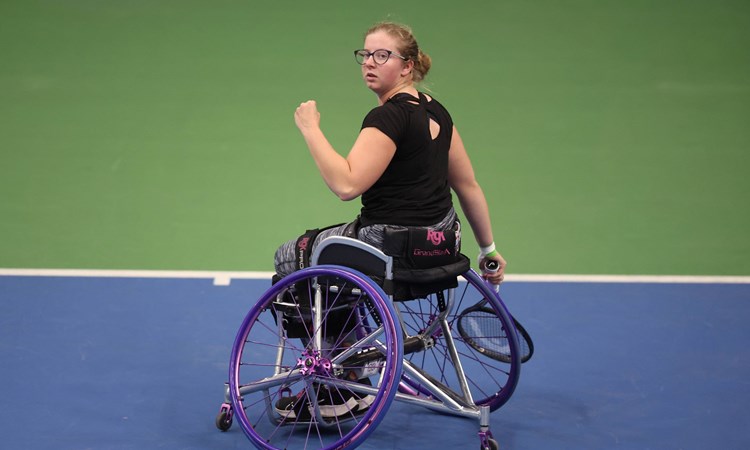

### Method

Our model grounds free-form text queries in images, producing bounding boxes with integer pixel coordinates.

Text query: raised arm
[447,126,507,283]
[295,100,396,201]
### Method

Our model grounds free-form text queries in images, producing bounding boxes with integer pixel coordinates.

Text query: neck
[377,83,417,105]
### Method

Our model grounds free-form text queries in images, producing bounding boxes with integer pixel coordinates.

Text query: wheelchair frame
[216,236,521,450]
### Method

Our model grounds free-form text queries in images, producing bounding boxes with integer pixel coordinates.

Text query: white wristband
[479,242,496,258]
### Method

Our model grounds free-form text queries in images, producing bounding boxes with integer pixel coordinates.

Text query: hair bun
[414,50,432,82]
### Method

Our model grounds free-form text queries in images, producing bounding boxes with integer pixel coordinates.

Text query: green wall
[1,0,748,275]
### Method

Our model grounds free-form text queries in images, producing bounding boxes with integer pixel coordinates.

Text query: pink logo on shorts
[426,229,445,246]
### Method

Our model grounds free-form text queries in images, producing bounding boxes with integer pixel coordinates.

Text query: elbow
[337,190,359,201]
[334,185,360,201]
[450,179,481,198]
[328,175,367,201]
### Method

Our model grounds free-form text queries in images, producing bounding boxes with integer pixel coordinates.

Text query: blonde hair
[365,21,432,83]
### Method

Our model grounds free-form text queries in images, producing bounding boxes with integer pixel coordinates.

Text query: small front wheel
[482,437,499,450]
[215,405,233,431]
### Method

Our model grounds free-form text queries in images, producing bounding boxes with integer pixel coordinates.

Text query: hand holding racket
[482,259,502,292]
[478,243,505,286]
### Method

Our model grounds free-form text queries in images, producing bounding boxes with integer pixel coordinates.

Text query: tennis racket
[456,300,533,363]
[456,261,534,363]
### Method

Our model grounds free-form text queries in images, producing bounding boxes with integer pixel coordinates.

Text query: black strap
[294,223,344,270]
[342,216,361,238]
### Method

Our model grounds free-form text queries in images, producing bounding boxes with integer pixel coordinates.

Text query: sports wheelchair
[216,236,529,450]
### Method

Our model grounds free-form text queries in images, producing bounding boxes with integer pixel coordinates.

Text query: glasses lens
[373,50,390,64]
[354,50,367,65]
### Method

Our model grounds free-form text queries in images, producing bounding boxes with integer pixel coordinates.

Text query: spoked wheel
[229,266,403,450]
[395,269,521,412]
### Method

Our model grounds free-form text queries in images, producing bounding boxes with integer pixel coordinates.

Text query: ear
[400,59,414,78]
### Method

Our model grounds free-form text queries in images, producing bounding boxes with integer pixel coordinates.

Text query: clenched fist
[294,100,321,132]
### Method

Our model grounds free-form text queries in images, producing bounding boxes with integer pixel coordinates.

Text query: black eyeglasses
[354,49,409,65]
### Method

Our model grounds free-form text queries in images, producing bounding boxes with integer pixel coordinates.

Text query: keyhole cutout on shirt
[429,118,440,140]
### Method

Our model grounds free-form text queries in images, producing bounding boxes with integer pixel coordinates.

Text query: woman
[274,21,506,285]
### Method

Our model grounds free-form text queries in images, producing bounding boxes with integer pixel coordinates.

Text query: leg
[274,223,350,277]
[274,207,459,278]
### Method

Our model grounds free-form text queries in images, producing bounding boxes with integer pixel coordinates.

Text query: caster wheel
[215,408,233,431]
[483,438,499,450]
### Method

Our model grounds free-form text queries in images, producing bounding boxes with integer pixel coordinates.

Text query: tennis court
[2,273,749,449]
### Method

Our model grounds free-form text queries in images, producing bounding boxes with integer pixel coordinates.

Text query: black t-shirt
[359,92,454,226]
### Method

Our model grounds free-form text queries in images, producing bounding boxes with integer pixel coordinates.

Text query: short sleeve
[361,103,408,145]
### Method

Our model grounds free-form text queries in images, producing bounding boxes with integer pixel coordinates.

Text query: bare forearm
[300,127,356,200]
[294,100,356,200]
[455,183,495,247]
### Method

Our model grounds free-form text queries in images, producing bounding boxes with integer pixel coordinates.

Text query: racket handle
[484,260,500,272]
[482,260,501,293]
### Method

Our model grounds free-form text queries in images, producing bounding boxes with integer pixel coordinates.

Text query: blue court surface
[1,275,749,449]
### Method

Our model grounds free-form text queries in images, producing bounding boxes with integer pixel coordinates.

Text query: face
[360,30,413,95]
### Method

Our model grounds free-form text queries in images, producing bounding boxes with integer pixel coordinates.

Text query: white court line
[0,268,274,286]
[508,274,750,284]
[1,268,749,285]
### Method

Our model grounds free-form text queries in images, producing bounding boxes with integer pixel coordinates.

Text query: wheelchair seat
[311,236,470,301]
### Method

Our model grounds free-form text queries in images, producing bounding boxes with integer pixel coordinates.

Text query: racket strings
[458,307,533,363]
[460,310,513,354]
